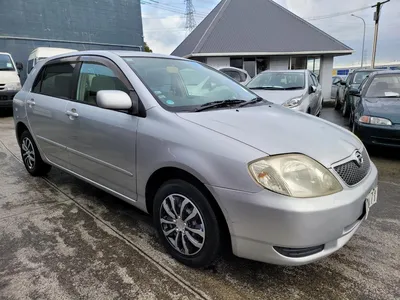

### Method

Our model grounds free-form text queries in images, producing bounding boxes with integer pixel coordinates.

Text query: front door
[66,59,138,200]
[26,61,77,168]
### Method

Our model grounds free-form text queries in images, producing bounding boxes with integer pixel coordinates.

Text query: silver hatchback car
[13,51,378,268]
[247,70,323,116]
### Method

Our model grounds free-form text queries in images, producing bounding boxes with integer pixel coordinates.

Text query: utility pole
[371,0,390,68]
[184,0,197,35]
[351,14,366,68]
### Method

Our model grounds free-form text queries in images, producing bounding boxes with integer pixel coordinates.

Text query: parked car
[331,76,344,99]
[218,66,251,85]
[335,68,377,117]
[247,70,323,116]
[27,47,77,75]
[0,52,23,110]
[14,51,378,268]
[350,70,400,147]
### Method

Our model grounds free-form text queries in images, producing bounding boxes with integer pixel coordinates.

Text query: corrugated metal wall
[0,0,144,82]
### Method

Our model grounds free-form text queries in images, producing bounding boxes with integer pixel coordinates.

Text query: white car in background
[0,52,23,110]
[247,69,323,116]
[218,66,251,85]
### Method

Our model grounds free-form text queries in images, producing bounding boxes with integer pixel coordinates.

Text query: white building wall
[269,56,289,70]
[206,57,230,68]
[319,55,334,100]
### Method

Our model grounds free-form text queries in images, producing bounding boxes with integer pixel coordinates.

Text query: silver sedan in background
[247,70,323,116]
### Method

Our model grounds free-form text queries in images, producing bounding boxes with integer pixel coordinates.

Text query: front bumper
[0,90,18,108]
[208,162,378,265]
[354,122,400,148]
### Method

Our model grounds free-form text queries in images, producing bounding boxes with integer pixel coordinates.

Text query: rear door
[26,58,78,168]
[65,56,138,200]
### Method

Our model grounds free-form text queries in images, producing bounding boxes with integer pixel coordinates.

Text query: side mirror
[309,85,316,94]
[15,62,23,71]
[97,90,133,110]
[340,80,346,86]
[348,87,360,96]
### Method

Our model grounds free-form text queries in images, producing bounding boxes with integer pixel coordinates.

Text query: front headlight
[359,116,392,126]
[248,154,343,198]
[283,96,303,108]
[6,82,22,91]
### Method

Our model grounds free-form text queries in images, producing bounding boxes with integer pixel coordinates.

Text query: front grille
[0,95,8,100]
[0,84,5,91]
[334,148,371,186]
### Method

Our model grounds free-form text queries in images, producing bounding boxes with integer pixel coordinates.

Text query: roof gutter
[185,50,353,58]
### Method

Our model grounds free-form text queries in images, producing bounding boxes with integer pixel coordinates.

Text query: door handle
[66,110,79,118]
[26,99,35,107]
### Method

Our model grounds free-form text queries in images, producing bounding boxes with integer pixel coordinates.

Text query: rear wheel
[342,98,350,117]
[153,179,220,268]
[20,131,52,176]
[334,93,341,110]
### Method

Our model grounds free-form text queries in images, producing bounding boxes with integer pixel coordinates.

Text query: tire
[342,98,350,117]
[334,93,341,110]
[153,179,220,268]
[20,130,52,176]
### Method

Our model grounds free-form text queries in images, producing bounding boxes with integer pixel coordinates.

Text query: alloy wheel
[159,194,205,256]
[22,137,35,170]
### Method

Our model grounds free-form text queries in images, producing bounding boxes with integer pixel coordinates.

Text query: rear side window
[32,63,76,99]
[221,70,242,82]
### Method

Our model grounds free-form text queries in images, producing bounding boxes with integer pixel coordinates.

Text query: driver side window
[76,63,129,105]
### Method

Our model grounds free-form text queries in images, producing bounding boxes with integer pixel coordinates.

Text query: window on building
[307,57,321,75]
[256,57,269,75]
[244,57,256,78]
[191,57,206,63]
[76,63,129,105]
[291,57,307,70]
[230,57,243,69]
[37,63,76,99]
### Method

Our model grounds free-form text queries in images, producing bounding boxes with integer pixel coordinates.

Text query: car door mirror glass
[97,90,132,110]
[15,62,23,71]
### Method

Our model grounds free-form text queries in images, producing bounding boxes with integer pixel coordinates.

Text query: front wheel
[20,131,52,176]
[153,179,221,268]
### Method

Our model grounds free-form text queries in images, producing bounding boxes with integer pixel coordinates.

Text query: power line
[305,6,371,21]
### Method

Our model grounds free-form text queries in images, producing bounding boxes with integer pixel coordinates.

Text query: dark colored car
[335,69,378,117]
[350,71,400,147]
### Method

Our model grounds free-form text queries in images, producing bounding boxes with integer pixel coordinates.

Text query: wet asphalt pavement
[0,107,399,300]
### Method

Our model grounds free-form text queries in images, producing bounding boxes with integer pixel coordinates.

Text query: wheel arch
[16,121,29,146]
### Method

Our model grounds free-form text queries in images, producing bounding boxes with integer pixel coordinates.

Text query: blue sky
[141,0,400,67]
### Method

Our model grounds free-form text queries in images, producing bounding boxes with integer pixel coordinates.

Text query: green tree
[144,42,153,53]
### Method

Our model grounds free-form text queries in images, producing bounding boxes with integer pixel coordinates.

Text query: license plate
[365,187,378,219]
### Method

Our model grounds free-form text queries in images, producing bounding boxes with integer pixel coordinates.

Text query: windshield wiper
[282,86,304,90]
[238,97,265,108]
[194,99,246,112]
[248,86,283,90]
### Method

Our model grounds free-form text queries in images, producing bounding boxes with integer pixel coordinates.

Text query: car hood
[365,97,400,124]
[249,89,305,105]
[0,71,20,84]
[177,105,362,167]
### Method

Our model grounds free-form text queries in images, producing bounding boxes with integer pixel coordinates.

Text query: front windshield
[0,54,15,71]
[366,74,400,98]
[123,57,257,111]
[247,72,305,90]
[352,71,373,84]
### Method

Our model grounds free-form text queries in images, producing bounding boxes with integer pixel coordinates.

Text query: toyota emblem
[354,150,364,167]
